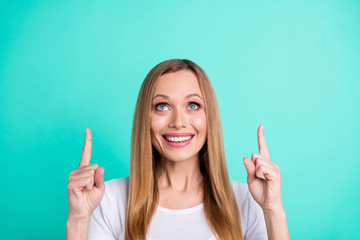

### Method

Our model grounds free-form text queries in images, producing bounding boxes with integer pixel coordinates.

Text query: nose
[168,109,186,129]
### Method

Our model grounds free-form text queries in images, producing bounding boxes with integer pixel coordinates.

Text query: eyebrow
[152,93,203,101]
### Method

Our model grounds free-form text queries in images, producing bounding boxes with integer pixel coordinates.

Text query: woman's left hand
[243,125,284,213]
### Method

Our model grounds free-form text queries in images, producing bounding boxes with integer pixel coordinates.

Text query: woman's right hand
[67,128,105,221]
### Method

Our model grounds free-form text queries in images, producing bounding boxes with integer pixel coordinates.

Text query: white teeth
[166,136,193,142]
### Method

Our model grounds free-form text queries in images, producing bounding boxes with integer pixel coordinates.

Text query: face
[150,69,207,163]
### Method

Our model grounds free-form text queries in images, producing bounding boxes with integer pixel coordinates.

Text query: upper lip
[162,133,195,137]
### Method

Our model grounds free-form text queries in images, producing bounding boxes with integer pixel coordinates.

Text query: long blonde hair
[125,59,243,240]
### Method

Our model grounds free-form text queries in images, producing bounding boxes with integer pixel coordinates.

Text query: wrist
[262,201,285,215]
[66,216,91,232]
[262,208,289,240]
[66,217,90,240]
[67,216,91,226]
[263,207,287,221]
[67,211,92,222]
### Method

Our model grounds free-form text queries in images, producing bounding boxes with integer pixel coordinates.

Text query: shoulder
[230,179,256,208]
[104,177,129,196]
[88,177,129,239]
[230,179,261,211]
[101,177,129,213]
[230,179,267,238]
[230,179,250,197]
[229,179,254,212]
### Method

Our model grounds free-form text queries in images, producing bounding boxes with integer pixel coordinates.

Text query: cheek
[150,115,167,135]
[193,115,207,135]
[150,118,161,149]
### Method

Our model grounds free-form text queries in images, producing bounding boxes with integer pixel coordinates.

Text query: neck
[158,155,204,192]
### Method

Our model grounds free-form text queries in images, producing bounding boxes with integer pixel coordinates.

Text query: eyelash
[155,102,201,111]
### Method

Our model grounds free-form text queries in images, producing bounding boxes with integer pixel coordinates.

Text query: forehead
[153,70,202,96]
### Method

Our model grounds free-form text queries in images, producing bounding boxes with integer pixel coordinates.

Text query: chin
[162,152,199,162]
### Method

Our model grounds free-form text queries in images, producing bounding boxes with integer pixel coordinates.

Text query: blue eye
[155,102,200,111]
[156,103,169,111]
[188,102,200,110]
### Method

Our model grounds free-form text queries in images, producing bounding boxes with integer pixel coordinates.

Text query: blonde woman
[66,59,290,240]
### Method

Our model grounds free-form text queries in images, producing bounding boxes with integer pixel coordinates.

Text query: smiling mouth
[161,134,195,148]
[162,135,195,143]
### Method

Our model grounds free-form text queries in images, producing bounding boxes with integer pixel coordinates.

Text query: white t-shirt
[88,177,268,240]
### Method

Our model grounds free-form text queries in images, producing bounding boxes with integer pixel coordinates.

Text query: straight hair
[125,59,243,240]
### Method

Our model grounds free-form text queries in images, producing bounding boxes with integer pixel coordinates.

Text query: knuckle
[77,166,85,171]
[88,170,95,177]
[86,178,94,187]
[82,165,91,170]
[86,176,93,183]
[67,183,74,191]
[255,170,263,178]
[276,173,281,180]
[68,173,76,182]
[82,170,94,178]
[83,165,95,172]
[251,153,256,159]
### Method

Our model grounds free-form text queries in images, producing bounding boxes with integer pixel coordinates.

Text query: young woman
[66,59,290,240]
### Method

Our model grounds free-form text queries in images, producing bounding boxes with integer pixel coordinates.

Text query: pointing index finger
[78,128,92,168]
[257,124,270,159]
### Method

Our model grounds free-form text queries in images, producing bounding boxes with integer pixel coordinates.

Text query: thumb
[94,167,105,190]
[243,157,256,183]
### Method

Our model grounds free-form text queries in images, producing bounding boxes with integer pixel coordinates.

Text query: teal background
[1,0,359,239]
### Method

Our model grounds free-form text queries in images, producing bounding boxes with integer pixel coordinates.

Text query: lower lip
[162,136,194,148]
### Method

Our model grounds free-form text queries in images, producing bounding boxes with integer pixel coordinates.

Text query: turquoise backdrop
[1,0,359,239]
